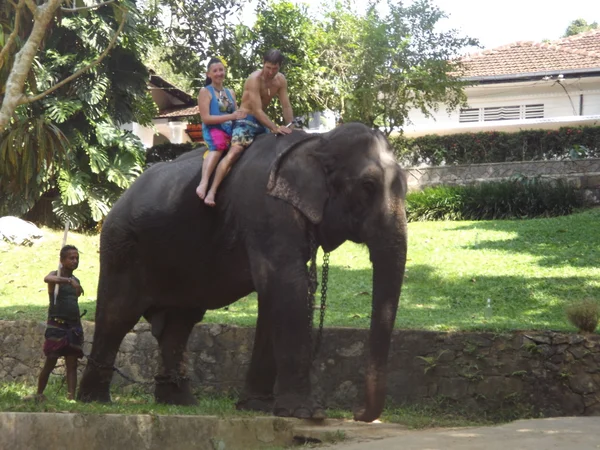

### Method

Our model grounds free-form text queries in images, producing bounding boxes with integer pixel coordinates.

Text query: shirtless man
[203,49,294,207]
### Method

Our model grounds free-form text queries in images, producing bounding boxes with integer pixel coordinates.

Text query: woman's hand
[231,110,247,120]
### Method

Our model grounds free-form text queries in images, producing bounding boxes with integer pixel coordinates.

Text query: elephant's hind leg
[152,308,205,405]
[78,280,145,402]
[236,295,277,413]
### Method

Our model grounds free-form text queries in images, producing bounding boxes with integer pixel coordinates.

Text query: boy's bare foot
[204,192,216,207]
[196,183,208,200]
[23,394,46,402]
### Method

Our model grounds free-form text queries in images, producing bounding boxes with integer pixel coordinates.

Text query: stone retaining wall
[2,321,600,417]
[404,158,600,203]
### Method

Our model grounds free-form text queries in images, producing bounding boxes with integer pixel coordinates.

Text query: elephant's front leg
[252,255,326,420]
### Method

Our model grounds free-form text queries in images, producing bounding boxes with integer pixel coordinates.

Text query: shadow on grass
[400,263,597,331]
[0,300,97,322]
[454,209,600,269]
[1,263,596,332]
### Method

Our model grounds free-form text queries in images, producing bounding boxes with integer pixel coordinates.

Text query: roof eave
[462,66,600,84]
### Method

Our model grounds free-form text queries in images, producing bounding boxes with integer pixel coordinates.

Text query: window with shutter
[459,104,545,123]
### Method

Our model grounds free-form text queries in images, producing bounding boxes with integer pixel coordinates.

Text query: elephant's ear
[267,135,328,224]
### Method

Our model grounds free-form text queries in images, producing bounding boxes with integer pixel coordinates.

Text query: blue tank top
[203,85,235,135]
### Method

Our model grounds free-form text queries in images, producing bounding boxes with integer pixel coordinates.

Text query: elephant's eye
[362,179,376,195]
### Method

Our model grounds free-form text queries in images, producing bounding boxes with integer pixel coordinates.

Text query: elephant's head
[267,122,407,422]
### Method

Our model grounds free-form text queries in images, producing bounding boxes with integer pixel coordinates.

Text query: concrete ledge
[0,413,295,450]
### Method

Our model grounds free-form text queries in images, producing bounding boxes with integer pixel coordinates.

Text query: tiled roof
[554,29,600,53]
[459,30,600,78]
[156,105,199,118]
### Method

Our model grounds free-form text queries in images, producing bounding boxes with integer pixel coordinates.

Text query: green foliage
[563,18,598,37]
[338,0,478,134]
[0,117,70,204]
[406,178,582,222]
[145,142,202,166]
[0,0,157,228]
[393,126,600,165]
[566,299,599,333]
[235,1,330,119]
[151,0,477,130]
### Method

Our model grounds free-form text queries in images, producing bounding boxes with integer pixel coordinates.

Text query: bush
[406,177,582,221]
[566,299,600,333]
[145,142,203,166]
[392,126,600,166]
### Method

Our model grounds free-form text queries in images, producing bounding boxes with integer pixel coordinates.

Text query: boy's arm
[277,76,294,126]
[44,271,82,295]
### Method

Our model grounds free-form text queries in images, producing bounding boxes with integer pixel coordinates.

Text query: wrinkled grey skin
[78,123,407,422]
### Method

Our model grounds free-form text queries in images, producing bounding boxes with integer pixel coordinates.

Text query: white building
[403,30,600,138]
[126,72,198,148]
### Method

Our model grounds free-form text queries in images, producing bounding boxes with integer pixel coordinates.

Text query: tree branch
[0,0,65,132]
[23,10,127,105]
[24,0,37,14]
[0,0,25,64]
[61,0,115,13]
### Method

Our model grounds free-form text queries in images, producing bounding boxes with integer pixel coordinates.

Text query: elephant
[78,122,408,422]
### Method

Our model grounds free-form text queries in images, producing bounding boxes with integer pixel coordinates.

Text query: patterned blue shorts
[231,115,268,148]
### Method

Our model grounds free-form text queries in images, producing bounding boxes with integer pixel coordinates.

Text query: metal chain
[307,234,318,333]
[313,251,330,357]
[306,231,330,358]
[85,354,155,386]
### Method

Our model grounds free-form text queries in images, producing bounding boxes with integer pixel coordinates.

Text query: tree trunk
[0,0,65,133]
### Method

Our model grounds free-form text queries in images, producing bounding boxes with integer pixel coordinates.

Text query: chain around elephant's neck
[307,233,329,359]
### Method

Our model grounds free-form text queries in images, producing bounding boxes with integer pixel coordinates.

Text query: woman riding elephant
[78,123,408,422]
[195,57,245,200]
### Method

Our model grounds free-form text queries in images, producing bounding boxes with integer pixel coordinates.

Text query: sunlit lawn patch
[1,208,599,332]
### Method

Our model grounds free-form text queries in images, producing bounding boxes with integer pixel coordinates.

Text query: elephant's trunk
[355,225,407,422]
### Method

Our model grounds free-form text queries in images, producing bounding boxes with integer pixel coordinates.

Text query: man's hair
[60,245,78,260]
[263,49,284,66]
[205,57,224,87]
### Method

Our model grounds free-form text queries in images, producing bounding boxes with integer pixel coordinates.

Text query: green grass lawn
[0,379,496,428]
[1,208,599,332]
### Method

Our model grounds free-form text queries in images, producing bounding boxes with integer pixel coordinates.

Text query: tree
[563,18,598,37]
[338,0,478,134]
[0,0,158,227]
[0,0,131,133]
[154,0,256,83]
[233,1,335,120]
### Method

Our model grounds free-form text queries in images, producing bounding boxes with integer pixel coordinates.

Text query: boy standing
[31,245,84,401]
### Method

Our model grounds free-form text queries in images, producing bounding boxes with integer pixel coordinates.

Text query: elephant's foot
[274,396,327,420]
[236,395,274,413]
[78,366,112,403]
[155,375,197,406]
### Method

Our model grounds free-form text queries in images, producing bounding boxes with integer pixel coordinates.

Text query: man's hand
[274,125,293,135]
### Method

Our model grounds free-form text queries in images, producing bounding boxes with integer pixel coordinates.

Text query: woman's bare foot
[196,183,208,200]
[204,192,216,207]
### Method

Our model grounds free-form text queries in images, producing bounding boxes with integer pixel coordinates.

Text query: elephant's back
[101,150,216,265]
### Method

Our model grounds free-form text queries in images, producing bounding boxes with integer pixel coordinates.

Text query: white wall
[130,119,192,148]
[403,76,600,137]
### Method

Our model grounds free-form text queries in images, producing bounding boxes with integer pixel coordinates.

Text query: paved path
[319,417,600,449]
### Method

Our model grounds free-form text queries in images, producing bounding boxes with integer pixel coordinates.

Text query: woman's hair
[205,57,224,86]
[60,245,78,260]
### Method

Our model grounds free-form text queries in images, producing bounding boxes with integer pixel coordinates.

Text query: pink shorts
[202,127,232,152]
